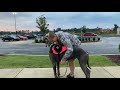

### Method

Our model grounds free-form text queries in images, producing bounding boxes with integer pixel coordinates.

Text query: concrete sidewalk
[0,66,120,78]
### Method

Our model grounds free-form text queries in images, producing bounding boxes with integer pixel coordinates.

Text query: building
[117,27,120,35]
[56,28,62,31]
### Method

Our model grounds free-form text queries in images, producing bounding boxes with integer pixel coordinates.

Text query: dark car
[2,35,20,42]
[83,32,98,36]
[23,34,36,39]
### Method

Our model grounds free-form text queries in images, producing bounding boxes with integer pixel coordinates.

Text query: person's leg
[67,58,75,77]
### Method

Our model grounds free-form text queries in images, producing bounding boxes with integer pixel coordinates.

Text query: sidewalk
[0,66,120,78]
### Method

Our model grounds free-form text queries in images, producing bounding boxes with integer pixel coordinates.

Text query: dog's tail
[87,59,91,69]
[86,53,91,69]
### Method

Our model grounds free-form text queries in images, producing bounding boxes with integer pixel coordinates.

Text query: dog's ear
[49,44,55,53]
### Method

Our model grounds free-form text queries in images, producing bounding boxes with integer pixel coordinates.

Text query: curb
[1,54,120,56]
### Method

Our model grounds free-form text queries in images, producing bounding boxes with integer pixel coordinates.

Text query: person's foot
[66,73,74,78]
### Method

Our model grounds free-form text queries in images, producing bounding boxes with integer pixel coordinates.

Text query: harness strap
[51,45,67,54]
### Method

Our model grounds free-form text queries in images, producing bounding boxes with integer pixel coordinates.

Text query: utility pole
[12,12,17,35]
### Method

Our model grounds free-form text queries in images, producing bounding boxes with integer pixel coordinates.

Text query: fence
[78,36,101,42]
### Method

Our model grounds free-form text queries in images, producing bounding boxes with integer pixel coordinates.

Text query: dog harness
[50,44,67,54]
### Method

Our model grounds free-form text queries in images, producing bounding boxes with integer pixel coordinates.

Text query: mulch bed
[103,55,120,65]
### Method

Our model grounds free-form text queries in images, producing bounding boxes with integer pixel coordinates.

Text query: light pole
[81,27,83,42]
[12,12,17,35]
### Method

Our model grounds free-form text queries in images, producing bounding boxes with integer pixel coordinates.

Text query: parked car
[10,35,20,41]
[83,32,98,36]
[37,34,44,37]
[2,35,20,41]
[23,34,36,39]
[35,35,46,43]
[16,35,28,40]
[32,34,37,38]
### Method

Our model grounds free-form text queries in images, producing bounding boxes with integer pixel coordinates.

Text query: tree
[113,24,119,33]
[36,15,49,34]
[53,29,56,33]
[82,25,86,33]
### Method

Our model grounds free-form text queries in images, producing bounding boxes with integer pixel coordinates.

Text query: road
[0,39,49,55]
[0,37,120,55]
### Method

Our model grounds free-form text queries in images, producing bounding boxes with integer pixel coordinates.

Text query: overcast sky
[0,12,120,32]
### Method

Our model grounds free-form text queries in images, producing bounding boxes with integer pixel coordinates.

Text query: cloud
[0,12,120,31]
[0,12,37,31]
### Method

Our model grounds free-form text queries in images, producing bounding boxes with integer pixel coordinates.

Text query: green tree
[82,25,86,33]
[36,15,49,34]
[113,24,119,33]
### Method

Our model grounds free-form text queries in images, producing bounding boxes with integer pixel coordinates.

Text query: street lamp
[81,27,83,42]
[12,12,17,35]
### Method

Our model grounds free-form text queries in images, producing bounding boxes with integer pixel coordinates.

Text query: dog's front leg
[49,53,58,78]
[57,62,60,77]
[53,64,58,78]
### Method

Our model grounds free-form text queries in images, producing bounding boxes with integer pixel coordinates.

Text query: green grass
[0,55,117,69]
[89,55,117,67]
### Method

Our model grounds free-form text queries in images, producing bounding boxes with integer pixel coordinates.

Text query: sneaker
[66,73,74,78]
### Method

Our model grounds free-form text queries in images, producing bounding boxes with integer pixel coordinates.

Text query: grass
[0,55,117,69]
[89,55,117,67]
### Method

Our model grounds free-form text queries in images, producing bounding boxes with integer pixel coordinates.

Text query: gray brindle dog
[48,43,91,78]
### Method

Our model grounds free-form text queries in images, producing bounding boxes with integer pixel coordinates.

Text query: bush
[98,38,100,41]
[39,40,43,43]
[35,39,46,43]
[119,44,120,50]
[93,38,95,41]
[35,39,38,43]
[42,39,46,43]
[88,38,90,41]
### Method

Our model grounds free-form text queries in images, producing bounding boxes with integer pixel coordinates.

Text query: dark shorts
[60,45,81,61]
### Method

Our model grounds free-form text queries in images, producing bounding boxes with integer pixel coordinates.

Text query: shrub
[35,39,38,43]
[119,44,120,50]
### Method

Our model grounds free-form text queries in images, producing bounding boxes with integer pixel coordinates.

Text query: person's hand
[60,60,66,64]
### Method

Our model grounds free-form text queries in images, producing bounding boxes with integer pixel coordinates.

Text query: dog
[48,43,91,78]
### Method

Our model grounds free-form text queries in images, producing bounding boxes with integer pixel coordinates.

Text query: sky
[0,12,120,32]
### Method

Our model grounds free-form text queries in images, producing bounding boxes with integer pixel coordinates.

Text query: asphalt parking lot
[0,39,49,55]
[0,37,120,55]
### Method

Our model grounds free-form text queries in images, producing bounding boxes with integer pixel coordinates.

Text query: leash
[57,50,69,78]
[59,61,68,78]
